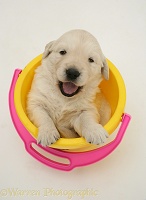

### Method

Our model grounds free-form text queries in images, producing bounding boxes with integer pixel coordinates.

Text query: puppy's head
[43,30,109,97]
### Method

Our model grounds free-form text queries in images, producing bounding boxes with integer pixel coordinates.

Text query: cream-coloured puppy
[27,30,111,147]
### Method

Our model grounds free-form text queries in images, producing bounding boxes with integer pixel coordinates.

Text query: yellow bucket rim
[14,54,126,150]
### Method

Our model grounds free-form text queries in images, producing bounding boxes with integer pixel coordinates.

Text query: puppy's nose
[66,68,80,80]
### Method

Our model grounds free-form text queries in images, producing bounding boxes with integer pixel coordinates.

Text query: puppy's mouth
[59,81,82,97]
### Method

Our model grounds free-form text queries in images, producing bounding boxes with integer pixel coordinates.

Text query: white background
[0,0,146,199]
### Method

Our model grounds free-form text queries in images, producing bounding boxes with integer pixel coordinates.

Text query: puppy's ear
[43,41,55,59]
[101,58,109,80]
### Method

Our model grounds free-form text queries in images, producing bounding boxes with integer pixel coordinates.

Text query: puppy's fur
[27,30,111,147]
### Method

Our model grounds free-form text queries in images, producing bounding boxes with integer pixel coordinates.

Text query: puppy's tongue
[63,82,78,95]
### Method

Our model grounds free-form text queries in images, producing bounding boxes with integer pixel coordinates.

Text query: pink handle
[9,69,131,171]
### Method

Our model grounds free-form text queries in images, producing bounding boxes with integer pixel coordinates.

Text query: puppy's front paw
[37,125,60,147]
[82,124,109,145]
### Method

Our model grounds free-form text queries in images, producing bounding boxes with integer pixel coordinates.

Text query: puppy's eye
[88,57,94,63]
[59,50,67,55]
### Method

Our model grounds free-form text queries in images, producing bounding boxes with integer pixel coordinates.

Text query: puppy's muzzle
[59,68,82,97]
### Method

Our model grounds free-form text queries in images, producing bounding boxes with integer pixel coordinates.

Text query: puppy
[27,29,111,147]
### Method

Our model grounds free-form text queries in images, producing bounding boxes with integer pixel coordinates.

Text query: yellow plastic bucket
[14,54,126,151]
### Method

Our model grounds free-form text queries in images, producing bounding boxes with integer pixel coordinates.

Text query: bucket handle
[9,69,131,171]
